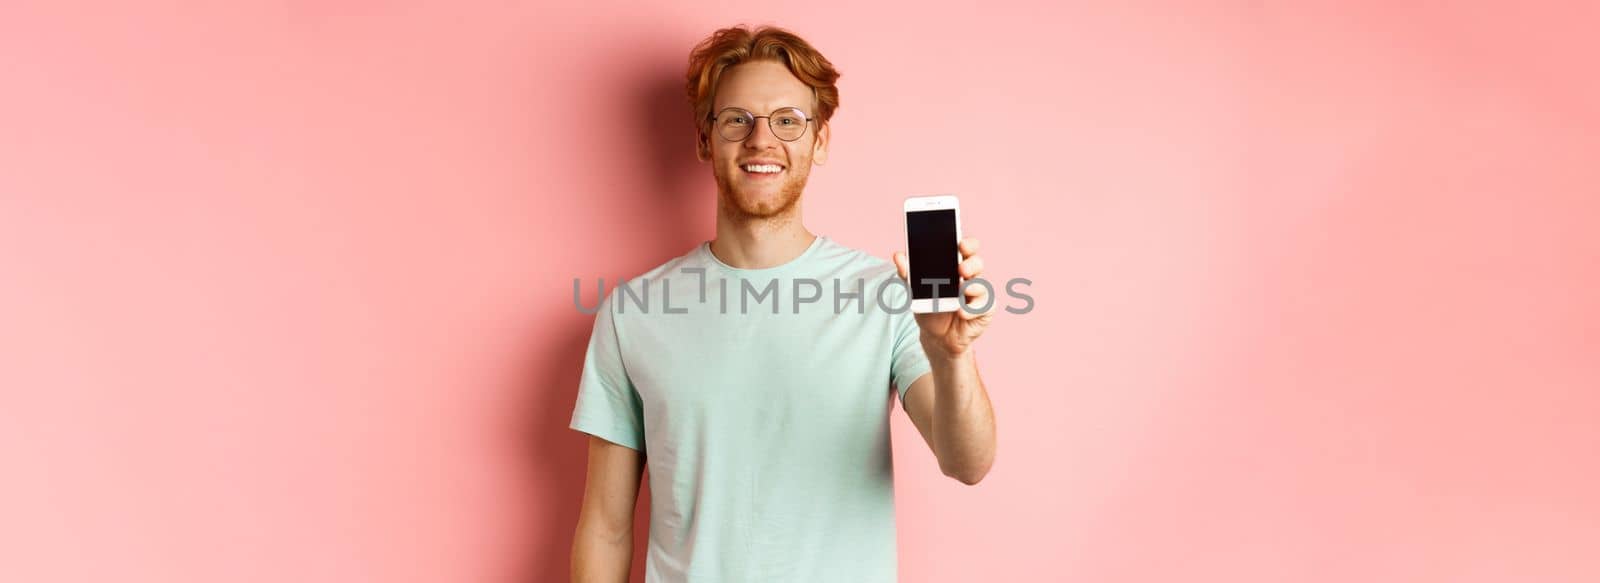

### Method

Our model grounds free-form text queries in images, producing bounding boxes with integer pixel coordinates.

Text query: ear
[695,130,710,162]
[812,123,830,166]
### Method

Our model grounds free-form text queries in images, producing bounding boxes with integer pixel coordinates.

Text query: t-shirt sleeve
[889,284,933,407]
[569,293,646,452]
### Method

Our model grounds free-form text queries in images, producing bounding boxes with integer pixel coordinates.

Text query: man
[569,25,997,582]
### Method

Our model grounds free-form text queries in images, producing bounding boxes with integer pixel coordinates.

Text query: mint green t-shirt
[569,235,932,582]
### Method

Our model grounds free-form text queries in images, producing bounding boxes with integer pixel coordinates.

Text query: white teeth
[742,164,783,174]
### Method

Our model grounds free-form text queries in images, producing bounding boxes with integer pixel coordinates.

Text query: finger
[960,281,991,314]
[892,251,909,281]
[960,299,995,320]
[958,255,984,279]
[962,279,990,300]
[960,287,996,320]
[959,237,981,259]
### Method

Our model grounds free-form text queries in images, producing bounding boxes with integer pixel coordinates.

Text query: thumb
[891,252,910,281]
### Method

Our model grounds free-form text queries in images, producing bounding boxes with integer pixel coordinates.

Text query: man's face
[703,61,829,219]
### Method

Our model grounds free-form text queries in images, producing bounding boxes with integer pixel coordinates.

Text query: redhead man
[570,25,997,583]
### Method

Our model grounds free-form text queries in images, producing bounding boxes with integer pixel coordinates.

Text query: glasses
[708,107,815,142]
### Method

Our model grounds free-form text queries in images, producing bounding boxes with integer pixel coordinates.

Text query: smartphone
[904,195,963,313]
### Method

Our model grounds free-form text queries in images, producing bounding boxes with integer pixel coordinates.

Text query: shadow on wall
[634,59,714,245]
[515,39,712,583]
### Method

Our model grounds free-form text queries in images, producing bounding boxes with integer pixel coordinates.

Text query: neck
[709,201,816,269]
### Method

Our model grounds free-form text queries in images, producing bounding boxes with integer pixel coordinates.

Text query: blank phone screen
[907,209,960,299]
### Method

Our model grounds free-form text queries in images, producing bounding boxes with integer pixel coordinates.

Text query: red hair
[685,25,841,155]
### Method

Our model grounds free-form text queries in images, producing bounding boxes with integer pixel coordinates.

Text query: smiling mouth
[740,163,785,178]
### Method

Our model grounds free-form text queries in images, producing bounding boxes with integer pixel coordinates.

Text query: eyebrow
[716,105,808,113]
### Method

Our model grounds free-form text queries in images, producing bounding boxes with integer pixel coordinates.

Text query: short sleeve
[569,293,646,452]
[889,286,933,408]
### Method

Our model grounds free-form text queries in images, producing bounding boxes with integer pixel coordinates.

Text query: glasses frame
[707,106,816,143]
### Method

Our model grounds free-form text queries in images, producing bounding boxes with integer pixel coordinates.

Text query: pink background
[3,1,1598,582]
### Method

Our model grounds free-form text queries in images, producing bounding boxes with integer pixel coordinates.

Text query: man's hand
[892,237,994,359]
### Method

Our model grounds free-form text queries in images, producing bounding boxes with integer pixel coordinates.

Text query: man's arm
[893,237,998,485]
[571,435,644,582]
[903,357,996,485]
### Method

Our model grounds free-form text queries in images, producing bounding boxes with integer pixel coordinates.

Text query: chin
[735,187,786,211]
[716,170,808,219]
[728,191,792,218]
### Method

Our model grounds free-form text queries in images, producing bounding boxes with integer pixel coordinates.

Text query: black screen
[907,209,960,300]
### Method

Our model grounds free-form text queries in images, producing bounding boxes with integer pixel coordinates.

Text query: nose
[743,118,781,150]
